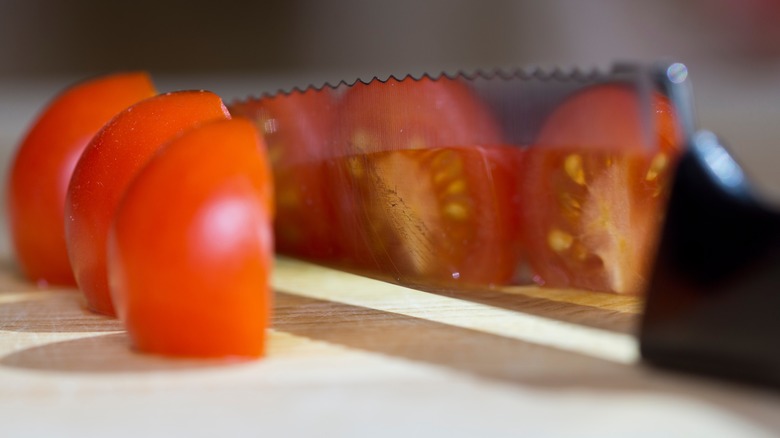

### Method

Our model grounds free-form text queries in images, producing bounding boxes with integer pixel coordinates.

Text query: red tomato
[522,84,682,294]
[336,76,503,154]
[332,77,522,286]
[108,119,273,358]
[66,90,230,316]
[6,72,156,286]
[332,145,523,286]
[229,89,341,260]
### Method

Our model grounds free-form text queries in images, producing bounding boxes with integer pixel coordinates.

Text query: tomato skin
[229,90,340,260]
[108,119,273,358]
[523,84,682,294]
[6,72,156,286]
[534,84,680,153]
[337,76,503,154]
[65,90,230,316]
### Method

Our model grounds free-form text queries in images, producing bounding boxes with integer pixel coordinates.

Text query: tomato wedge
[66,91,230,316]
[331,77,522,286]
[108,119,273,358]
[337,76,503,154]
[333,146,522,286]
[522,84,682,294]
[6,72,156,286]
[229,89,340,260]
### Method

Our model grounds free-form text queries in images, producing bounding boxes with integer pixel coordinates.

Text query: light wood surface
[1,255,780,437]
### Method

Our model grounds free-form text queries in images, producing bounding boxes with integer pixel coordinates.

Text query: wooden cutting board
[1,255,779,437]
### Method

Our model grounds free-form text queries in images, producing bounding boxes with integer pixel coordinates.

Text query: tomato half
[522,84,682,294]
[332,77,522,286]
[333,146,523,286]
[108,119,273,358]
[66,90,230,316]
[337,76,503,155]
[6,72,156,286]
[229,89,340,260]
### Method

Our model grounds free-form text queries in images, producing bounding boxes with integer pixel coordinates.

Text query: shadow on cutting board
[0,252,641,335]
[0,256,125,333]
[280,257,644,335]
[0,291,123,333]
[272,291,780,432]
[2,288,779,429]
[2,262,779,430]
[413,283,641,334]
[0,332,249,373]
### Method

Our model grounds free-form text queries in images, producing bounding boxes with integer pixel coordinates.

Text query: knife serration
[233,63,693,149]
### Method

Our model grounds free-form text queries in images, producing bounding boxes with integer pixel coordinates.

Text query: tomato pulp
[522,84,682,294]
[325,76,523,286]
[325,145,523,286]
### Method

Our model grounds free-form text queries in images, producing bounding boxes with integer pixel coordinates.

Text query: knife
[230,64,682,291]
[230,62,779,388]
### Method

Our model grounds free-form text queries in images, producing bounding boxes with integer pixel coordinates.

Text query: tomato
[332,77,522,286]
[107,119,273,358]
[66,90,230,316]
[337,76,503,155]
[332,146,523,286]
[6,72,156,286]
[229,89,340,260]
[522,84,682,294]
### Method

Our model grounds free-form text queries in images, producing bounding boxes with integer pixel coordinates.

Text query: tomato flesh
[523,84,682,294]
[6,72,156,286]
[108,119,273,358]
[329,146,523,286]
[323,76,522,285]
[66,90,230,316]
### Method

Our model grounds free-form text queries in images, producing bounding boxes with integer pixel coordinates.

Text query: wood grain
[1,255,780,437]
[271,257,639,363]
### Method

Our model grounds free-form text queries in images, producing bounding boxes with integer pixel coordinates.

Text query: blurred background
[2,0,780,79]
[1,0,780,251]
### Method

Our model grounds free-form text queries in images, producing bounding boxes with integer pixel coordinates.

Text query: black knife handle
[640,131,780,387]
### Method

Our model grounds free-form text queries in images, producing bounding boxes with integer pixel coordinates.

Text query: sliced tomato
[108,119,273,358]
[522,84,682,294]
[331,145,522,286]
[336,76,503,154]
[229,89,340,260]
[66,91,230,316]
[331,76,521,285]
[6,72,156,286]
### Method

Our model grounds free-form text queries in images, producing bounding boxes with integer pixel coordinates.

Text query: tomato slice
[522,84,682,294]
[331,145,523,286]
[229,89,340,260]
[331,77,521,286]
[6,72,156,286]
[66,91,230,316]
[337,76,503,154]
[108,119,273,358]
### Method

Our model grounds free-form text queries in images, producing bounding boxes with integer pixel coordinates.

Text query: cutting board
[1,255,779,437]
